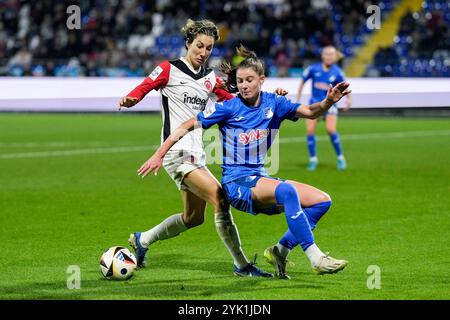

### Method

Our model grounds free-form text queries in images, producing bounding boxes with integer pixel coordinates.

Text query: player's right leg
[306,119,318,171]
[183,168,272,277]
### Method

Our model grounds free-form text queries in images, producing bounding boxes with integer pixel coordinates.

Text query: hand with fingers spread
[137,153,163,178]
[294,81,351,120]
[118,96,139,111]
[325,81,351,105]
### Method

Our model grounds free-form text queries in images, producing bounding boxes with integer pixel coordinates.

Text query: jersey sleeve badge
[203,102,218,118]
[149,66,163,80]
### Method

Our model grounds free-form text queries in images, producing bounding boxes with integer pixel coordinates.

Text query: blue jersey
[302,63,345,104]
[197,92,299,184]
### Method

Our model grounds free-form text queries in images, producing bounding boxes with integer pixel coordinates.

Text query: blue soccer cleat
[233,255,273,278]
[128,232,148,268]
[233,263,273,277]
[307,158,318,171]
[337,156,346,171]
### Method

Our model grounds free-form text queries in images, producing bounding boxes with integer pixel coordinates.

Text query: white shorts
[163,150,207,190]
[325,105,339,116]
[310,100,339,117]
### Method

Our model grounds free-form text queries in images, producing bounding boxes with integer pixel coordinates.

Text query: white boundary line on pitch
[0,141,136,147]
[1,130,450,159]
[278,129,450,143]
[0,145,156,159]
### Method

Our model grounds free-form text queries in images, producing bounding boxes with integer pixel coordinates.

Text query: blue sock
[303,201,332,230]
[306,135,316,158]
[279,229,297,250]
[279,201,331,249]
[275,182,314,251]
[330,132,343,157]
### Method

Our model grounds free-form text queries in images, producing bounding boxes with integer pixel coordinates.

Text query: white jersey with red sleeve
[127,58,233,153]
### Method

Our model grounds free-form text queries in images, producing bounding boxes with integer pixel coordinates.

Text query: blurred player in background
[296,46,352,171]
[119,19,272,277]
[137,46,350,279]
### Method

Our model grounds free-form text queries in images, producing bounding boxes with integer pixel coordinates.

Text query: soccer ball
[99,246,137,280]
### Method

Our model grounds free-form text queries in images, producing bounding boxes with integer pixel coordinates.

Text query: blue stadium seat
[155,36,169,47]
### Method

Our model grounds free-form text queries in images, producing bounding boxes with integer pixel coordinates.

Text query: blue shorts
[222,175,284,215]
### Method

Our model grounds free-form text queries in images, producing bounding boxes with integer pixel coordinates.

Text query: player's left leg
[129,190,203,268]
[286,180,331,230]
[253,179,343,275]
[257,179,346,277]
[326,114,346,170]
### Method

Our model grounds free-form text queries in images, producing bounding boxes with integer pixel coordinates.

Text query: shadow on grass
[0,253,324,299]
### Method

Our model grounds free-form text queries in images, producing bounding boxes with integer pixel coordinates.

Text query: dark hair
[219,45,265,93]
[181,19,219,49]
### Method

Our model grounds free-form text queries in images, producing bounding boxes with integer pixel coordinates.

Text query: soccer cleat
[233,263,273,278]
[307,158,318,171]
[128,232,148,269]
[337,157,346,170]
[234,255,273,278]
[313,254,348,275]
[263,246,290,279]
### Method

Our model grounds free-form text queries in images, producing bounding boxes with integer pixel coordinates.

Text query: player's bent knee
[210,188,229,213]
[276,182,298,201]
[321,192,332,203]
[184,217,204,228]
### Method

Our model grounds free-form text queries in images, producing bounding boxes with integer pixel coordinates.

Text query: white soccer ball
[99,246,137,280]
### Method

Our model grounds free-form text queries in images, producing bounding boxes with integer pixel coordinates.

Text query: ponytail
[219,44,265,93]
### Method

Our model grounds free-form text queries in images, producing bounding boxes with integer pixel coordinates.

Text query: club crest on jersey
[204,78,213,92]
[239,129,270,145]
[263,107,274,119]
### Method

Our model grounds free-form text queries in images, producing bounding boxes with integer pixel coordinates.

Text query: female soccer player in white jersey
[137,46,351,279]
[296,46,352,171]
[118,20,271,277]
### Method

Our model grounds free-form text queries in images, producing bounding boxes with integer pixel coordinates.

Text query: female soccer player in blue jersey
[137,46,351,279]
[296,46,352,171]
[119,20,272,278]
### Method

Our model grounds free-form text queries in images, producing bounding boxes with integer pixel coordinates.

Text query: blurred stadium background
[1,0,449,300]
[1,0,449,78]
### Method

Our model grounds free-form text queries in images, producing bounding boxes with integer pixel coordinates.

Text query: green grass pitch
[0,113,449,300]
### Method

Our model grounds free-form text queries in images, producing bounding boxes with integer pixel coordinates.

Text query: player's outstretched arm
[296,81,351,119]
[119,62,170,110]
[137,117,197,178]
